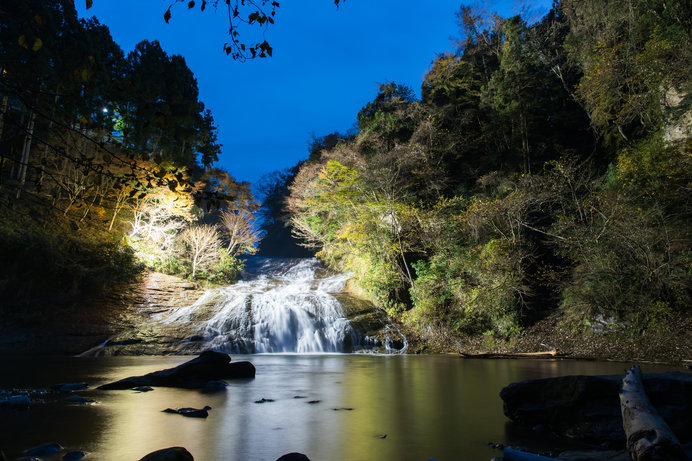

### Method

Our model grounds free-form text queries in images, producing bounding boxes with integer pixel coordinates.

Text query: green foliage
[286,1,691,346]
[209,251,244,284]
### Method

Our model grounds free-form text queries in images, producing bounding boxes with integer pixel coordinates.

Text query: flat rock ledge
[500,371,692,447]
[98,351,255,390]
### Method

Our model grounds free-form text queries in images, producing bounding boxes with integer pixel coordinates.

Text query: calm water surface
[0,355,683,461]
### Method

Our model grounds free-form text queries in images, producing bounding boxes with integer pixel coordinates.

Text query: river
[0,354,683,460]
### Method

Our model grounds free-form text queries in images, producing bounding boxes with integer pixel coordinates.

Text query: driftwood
[619,366,686,461]
[450,349,560,359]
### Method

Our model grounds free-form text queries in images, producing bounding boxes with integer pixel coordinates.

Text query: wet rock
[51,383,88,392]
[276,453,311,461]
[254,398,275,404]
[106,338,143,346]
[204,380,227,390]
[501,371,692,446]
[98,351,255,390]
[64,394,95,404]
[162,406,212,418]
[376,434,387,439]
[0,394,31,409]
[138,447,194,461]
[62,451,88,460]
[332,407,353,411]
[133,386,154,392]
[26,442,62,457]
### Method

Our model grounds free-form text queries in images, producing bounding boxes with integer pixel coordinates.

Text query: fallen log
[450,349,560,359]
[619,366,687,461]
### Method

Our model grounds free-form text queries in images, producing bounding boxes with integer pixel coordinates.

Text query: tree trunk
[619,366,686,461]
[16,111,36,199]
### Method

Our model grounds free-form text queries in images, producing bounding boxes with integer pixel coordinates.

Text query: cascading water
[156,257,403,354]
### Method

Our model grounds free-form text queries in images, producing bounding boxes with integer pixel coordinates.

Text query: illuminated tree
[219,210,261,257]
[179,224,221,278]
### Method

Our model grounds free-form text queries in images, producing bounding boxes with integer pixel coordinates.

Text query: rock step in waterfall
[83,258,407,356]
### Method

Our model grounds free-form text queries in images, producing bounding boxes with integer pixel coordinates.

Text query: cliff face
[0,272,206,355]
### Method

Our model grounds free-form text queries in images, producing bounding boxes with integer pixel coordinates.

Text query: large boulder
[98,351,255,390]
[276,454,311,461]
[138,447,194,461]
[500,371,692,446]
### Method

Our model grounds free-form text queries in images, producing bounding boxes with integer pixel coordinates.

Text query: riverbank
[406,310,692,366]
[0,270,690,365]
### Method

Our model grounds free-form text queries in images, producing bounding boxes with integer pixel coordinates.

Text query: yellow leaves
[18,35,43,52]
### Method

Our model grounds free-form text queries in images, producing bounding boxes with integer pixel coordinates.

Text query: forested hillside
[286,0,692,346]
[0,0,260,312]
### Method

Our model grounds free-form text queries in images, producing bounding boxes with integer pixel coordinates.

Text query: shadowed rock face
[98,351,255,390]
[500,372,692,447]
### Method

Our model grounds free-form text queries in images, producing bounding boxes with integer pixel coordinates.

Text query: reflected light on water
[0,355,683,460]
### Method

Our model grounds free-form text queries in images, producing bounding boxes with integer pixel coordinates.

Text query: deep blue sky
[76,1,552,188]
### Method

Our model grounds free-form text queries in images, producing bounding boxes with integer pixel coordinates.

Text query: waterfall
[159,258,371,353]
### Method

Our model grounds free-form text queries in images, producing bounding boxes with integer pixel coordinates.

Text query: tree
[219,209,261,257]
[179,224,220,278]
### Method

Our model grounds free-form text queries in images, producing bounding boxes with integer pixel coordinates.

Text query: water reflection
[0,355,683,460]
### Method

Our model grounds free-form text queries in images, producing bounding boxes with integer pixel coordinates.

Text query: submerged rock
[64,395,95,404]
[97,351,255,390]
[500,371,692,446]
[138,447,194,461]
[276,453,311,461]
[162,406,211,418]
[51,383,88,392]
[62,451,88,461]
[26,442,63,457]
[1,394,31,409]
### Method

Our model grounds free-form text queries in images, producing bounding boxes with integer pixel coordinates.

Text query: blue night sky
[75,1,553,188]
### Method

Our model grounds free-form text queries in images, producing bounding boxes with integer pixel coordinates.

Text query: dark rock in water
[254,398,275,404]
[98,351,255,390]
[204,380,227,391]
[51,383,88,392]
[138,446,194,461]
[26,442,63,456]
[133,386,154,392]
[1,394,31,409]
[332,407,354,411]
[306,400,321,404]
[276,453,311,461]
[62,451,88,460]
[501,371,692,446]
[64,394,95,404]
[162,406,212,418]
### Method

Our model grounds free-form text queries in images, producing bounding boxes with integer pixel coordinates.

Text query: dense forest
[0,0,261,312]
[1,0,691,352]
[278,0,692,345]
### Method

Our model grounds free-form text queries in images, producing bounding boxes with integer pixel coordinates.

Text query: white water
[160,258,361,353]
